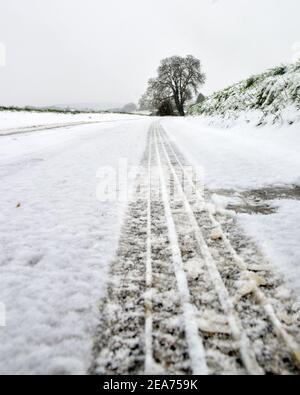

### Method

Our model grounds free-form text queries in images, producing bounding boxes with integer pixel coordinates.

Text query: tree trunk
[178,105,185,116]
[174,96,185,116]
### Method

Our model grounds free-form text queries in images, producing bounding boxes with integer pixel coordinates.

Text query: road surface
[0,117,299,375]
[90,121,300,375]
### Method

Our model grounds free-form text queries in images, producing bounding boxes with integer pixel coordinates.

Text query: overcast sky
[0,0,300,106]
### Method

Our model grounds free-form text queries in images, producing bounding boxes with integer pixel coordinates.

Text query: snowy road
[91,122,300,375]
[1,116,300,375]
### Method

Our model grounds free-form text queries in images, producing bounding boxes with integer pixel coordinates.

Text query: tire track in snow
[156,126,263,375]
[153,127,208,375]
[144,129,154,373]
[90,125,192,374]
[90,121,300,375]
[159,124,300,374]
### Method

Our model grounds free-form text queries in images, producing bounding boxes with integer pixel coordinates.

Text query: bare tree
[140,55,206,116]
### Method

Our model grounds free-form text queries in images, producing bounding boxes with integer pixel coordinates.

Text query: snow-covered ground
[0,111,140,134]
[0,115,151,374]
[162,117,300,190]
[239,200,300,297]
[162,117,300,298]
[1,112,300,374]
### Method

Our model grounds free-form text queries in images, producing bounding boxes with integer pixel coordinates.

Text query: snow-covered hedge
[189,61,300,125]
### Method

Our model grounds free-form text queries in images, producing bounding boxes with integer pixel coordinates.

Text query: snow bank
[238,200,300,298]
[189,61,300,126]
[161,117,300,190]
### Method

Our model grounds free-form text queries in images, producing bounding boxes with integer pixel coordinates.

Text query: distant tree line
[0,105,105,115]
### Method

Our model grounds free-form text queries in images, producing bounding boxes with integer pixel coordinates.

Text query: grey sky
[0,0,299,106]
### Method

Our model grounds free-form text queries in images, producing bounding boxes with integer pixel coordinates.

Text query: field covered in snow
[0,110,140,135]
[0,114,151,374]
[162,117,300,298]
